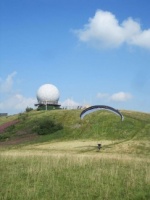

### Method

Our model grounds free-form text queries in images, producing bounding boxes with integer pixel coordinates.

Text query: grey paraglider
[80,105,124,121]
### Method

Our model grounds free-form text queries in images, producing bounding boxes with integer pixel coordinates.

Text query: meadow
[0,109,150,200]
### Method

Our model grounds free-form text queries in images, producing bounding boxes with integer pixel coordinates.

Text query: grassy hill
[0,109,150,200]
[0,109,150,143]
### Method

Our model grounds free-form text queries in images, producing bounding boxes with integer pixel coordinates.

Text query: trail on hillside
[0,120,19,134]
[0,119,38,146]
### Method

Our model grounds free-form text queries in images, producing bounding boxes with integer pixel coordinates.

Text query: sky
[0,0,150,115]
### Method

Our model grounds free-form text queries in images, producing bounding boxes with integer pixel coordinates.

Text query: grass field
[0,109,150,199]
[0,145,150,200]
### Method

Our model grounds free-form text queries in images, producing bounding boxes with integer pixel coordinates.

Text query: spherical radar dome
[37,84,60,104]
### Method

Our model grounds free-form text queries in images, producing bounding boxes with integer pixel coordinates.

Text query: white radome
[36,84,60,104]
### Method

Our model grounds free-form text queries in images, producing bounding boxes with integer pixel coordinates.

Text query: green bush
[0,133,10,141]
[26,107,33,112]
[33,118,63,135]
[18,113,28,121]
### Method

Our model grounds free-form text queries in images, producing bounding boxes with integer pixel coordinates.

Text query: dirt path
[0,134,38,146]
[0,120,38,146]
[0,120,19,133]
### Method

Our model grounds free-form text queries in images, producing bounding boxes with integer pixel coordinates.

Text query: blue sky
[0,0,150,115]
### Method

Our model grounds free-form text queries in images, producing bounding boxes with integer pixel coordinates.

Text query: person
[98,143,102,150]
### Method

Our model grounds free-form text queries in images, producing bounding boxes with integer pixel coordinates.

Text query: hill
[0,109,150,200]
[0,109,150,148]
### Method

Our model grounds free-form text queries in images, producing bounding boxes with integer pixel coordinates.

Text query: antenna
[45,101,47,111]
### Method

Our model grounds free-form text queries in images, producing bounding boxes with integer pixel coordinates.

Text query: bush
[26,107,33,112]
[33,118,63,135]
[0,133,10,141]
[0,127,15,141]
[18,113,28,121]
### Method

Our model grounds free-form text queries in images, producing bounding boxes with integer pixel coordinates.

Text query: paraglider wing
[80,105,124,121]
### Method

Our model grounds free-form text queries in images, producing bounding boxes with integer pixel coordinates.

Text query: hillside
[0,109,150,147]
[0,109,150,200]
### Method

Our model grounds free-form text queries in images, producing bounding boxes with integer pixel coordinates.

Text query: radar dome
[36,84,60,104]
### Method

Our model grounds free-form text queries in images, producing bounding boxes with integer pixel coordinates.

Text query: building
[0,113,8,117]
[35,83,61,110]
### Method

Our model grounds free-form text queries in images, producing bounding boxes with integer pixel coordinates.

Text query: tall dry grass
[0,152,149,200]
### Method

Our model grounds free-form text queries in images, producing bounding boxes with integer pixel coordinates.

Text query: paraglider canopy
[80,105,124,121]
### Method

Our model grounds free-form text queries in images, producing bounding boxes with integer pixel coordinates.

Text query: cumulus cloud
[97,91,133,102]
[0,71,17,93]
[97,93,109,99]
[110,92,133,102]
[74,10,150,49]
[0,94,36,111]
[0,72,36,114]
[61,98,80,108]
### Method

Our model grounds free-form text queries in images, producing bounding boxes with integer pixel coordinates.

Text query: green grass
[0,153,149,200]
[0,114,18,126]
[1,109,150,143]
[0,109,150,199]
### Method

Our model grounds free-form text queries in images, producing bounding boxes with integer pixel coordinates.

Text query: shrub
[18,113,28,121]
[26,107,33,112]
[33,118,63,135]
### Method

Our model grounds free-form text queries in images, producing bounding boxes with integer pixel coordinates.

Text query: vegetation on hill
[0,109,150,200]
[0,109,150,143]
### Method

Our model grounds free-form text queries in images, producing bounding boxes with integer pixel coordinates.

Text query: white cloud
[97,92,109,99]
[74,10,150,49]
[97,91,133,102]
[0,94,36,112]
[0,72,36,114]
[110,92,133,102]
[0,71,17,93]
[61,98,80,108]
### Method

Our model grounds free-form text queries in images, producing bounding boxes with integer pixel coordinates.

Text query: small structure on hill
[35,84,61,110]
[0,113,8,117]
